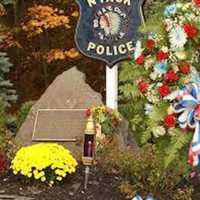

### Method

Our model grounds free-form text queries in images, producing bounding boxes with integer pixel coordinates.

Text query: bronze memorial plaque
[32,109,87,141]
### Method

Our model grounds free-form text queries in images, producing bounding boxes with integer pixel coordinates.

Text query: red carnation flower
[156,51,168,61]
[145,39,155,50]
[158,84,170,97]
[194,0,200,7]
[137,80,149,93]
[85,109,91,117]
[135,54,145,65]
[183,23,198,38]
[164,114,176,128]
[179,63,191,74]
[164,70,179,82]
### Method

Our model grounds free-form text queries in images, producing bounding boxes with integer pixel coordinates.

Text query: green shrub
[15,101,33,130]
[0,99,7,150]
[0,50,17,108]
[0,99,6,129]
[97,143,193,200]
[6,101,33,134]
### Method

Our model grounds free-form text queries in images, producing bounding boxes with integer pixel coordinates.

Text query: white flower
[164,90,180,101]
[169,26,187,49]
[161,46,169,52]
[175,50,188,60]
[152,126,166,138]
[190,67,200,84]
[145,103,153,115]
[150,71,158,80]
[164,19,174,32]
[176,3,183,8]
[182,3,191,11]
[146,85,160,103]
[144,57,155,69]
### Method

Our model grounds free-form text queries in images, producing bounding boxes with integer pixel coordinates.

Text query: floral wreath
[125,0,200,167]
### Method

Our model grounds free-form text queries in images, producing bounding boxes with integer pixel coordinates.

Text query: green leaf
[149,102,169,123]
[164,129,192,168]
[140,128,152,144]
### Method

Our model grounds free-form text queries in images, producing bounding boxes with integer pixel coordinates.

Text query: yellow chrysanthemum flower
[11,143,78,184]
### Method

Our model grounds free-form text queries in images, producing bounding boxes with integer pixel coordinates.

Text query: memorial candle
[88,141,92,157]
[82,116,96,166]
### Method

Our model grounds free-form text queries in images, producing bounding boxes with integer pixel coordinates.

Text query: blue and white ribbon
[132,195,155,200]
[173,83,200,166]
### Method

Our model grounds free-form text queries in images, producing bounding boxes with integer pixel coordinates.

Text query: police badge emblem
[75,0,144,67]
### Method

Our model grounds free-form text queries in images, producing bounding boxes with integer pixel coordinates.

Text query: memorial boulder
[16,67,103,157]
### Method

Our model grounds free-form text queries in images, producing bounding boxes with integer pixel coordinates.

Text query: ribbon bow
[132,195,155,200]
[173,83,200,166]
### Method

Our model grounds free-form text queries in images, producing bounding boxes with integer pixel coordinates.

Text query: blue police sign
[75,0,144,67]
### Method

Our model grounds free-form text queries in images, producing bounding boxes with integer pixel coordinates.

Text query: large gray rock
[16,67,103,158]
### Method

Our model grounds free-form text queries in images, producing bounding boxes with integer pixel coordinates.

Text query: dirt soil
[0,165,124,200]
[1,165,200,200]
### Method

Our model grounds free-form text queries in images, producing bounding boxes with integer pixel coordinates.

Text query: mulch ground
[1,165,200,200]
[0,165,124,200]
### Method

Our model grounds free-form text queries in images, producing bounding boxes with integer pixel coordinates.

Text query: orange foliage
[46,48,80,63]
[46,49,65,63]
[22,5,71,37]
[66,48,80,59]
[0,32,21,49]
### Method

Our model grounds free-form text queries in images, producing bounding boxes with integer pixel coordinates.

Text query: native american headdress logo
[99,12,121,36]
[75,0,144,67]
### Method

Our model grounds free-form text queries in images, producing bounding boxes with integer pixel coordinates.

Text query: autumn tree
[0,0,104,110]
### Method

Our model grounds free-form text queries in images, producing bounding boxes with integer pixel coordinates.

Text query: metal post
[84,166,90,190]
[106,64,118,110]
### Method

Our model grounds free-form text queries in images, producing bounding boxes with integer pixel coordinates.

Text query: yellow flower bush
[11,143,78,184]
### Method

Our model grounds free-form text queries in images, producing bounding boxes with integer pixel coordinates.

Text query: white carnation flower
[152,126,166,138]
[146,87,160,103]
[145,103,153,115]
[169,26,187,49]
[150,71,158,81]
